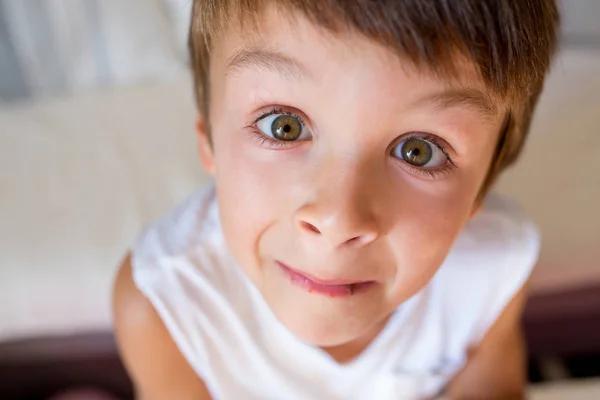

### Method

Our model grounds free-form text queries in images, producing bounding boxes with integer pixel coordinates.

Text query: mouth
[276,261,376,297]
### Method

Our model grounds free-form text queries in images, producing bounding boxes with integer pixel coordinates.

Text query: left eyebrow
[225,47,310,81]
[413,88,500,122]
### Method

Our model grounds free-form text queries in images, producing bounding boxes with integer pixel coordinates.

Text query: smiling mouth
[276,261,376,297]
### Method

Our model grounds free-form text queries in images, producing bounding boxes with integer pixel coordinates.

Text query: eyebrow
[225,48,309,80]
[225,49,500,121]
[416,88,500,122]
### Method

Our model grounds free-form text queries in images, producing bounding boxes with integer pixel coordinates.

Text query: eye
[392,136,448,168]
[256,113,311,142]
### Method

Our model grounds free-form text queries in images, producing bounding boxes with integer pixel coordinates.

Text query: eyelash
[247,107,456,180]
[400,158,454,180]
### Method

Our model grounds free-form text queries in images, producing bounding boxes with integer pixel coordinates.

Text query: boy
[113,0,559,398]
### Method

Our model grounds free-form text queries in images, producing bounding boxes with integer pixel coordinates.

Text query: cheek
[210,128,295,278]
[383,180,475,302]
[382,123,499,302]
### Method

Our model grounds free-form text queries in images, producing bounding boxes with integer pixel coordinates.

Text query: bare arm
[112,254,213,400]
[447,286,528,400]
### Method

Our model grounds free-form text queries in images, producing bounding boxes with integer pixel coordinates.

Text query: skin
[114,5,529,399]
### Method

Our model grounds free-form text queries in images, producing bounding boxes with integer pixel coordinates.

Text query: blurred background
[0,0,598,399]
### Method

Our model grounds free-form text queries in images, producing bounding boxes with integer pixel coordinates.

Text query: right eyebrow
[225,48,309,80]
[413,87,501,123]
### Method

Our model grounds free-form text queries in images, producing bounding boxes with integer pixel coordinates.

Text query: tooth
[347,284,355,295]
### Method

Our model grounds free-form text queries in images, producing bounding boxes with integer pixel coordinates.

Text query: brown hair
[188,0,559,198]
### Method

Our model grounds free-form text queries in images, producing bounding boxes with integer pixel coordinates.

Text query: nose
[294,165,381,248]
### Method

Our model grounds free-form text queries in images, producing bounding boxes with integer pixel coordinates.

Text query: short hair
[188,0,559,198]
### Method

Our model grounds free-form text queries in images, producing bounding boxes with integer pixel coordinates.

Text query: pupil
[411,148,420,157]
[284,125,291,133]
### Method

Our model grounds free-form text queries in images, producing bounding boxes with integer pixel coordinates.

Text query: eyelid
[401,162,454,180]
[251,106,310,130]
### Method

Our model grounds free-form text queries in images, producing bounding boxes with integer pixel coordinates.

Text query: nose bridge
[295,154,380,246]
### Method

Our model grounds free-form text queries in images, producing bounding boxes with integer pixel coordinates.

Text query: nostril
[301,221,321,234]
[346,233,376,246]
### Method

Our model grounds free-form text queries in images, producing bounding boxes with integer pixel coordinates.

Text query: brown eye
[271,115,302,141]
[393,137,447,168]
[400,138,432,166]
[256,112,311,142]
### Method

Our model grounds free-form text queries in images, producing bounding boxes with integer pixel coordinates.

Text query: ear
[196,117,215,175]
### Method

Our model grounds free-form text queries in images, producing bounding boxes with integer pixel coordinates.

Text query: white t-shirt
[131,183,539,400]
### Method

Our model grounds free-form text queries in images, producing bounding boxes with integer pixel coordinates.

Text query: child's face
[200,6,504,347]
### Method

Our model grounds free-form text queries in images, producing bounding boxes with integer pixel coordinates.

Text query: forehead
[210,4,502,122]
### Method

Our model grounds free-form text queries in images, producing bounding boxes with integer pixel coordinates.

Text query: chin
[284,316,362,348]
[268,298,375,347]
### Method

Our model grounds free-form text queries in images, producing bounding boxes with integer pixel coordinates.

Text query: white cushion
[0,74,207,341]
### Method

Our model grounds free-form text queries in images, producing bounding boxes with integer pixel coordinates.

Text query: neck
[321,315,391,364]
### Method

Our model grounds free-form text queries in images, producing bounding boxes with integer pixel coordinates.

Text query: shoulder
[477,192,539,254]
[131,183,230,293]
[431,193,540,344]
[134,184,219,263]
[112,254,212,399]
[116,184,246,398]
[441,193,540,280]
[460,193,539,265]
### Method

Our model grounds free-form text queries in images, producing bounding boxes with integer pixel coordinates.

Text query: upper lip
[277,261,373,286]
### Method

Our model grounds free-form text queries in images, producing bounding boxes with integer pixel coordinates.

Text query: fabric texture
[0,0,185,103]
[131,183,540,400]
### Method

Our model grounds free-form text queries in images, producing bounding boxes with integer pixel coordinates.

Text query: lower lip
[277,262,376,298]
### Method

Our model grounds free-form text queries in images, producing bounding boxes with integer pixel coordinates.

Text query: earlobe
[196,117,215,175]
